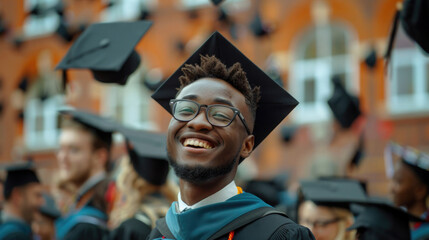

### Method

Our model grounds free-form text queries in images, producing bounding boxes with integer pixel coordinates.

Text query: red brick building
[1,0,428,197]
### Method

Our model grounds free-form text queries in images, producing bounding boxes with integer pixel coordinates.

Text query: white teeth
[184,138,213,149]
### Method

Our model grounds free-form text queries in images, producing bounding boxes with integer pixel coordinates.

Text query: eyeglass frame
[169,99,252,135]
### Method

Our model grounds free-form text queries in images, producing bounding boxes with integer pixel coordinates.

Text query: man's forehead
[177,78,245,102]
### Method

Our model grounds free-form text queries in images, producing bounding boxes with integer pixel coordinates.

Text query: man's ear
[240,135,255,158]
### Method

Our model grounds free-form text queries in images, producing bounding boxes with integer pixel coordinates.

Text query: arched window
[290,24,358,124]
[387,27,429,114]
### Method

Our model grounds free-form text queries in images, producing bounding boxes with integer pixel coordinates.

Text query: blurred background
[0,0,428,200]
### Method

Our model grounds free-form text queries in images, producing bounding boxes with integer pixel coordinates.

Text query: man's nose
[187,109,213,131]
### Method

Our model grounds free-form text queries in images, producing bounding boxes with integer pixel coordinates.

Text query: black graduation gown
[147,212,315,240]
[110,214,152,240]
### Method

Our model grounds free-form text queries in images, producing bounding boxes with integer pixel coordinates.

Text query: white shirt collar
[177,180,237,213]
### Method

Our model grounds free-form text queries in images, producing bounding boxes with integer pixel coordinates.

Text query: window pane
[303,37,317,60]
[331,27,347,56]
[35,115,44,132]
[396,66,414,95]
[303,78,316,103]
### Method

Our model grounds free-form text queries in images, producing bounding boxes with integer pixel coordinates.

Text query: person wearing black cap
[147,31,314,240]
[388,142,429,240]
[297,179,367,240]
[347,198,423,240]
[0,162,44,240]
[55,109,117,240]
[109,127,178,240]
[32,193,62,240]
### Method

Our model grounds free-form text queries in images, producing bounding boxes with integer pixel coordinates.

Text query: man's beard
[167,150,239,184]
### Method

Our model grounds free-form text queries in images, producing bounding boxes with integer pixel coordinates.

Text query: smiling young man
[148,32,314,240]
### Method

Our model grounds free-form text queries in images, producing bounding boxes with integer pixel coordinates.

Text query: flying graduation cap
[117,125,169,186]
[347,198,423,240]
[400,0,429,54]
[327,76,361,129]
[1,161,40,199]
[56,20,152,86]
[151,31,298,154]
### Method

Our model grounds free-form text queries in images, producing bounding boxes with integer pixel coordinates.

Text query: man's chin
[168,154,236,184]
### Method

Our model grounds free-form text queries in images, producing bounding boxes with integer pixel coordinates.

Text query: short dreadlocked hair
[177,55,260,120]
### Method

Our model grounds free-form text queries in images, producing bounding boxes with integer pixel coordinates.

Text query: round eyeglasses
[169,99,251,135]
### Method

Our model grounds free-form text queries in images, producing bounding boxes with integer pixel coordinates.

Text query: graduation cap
[244,179,280,207]
[280,125,298,142]
[299,179,367,209]
[151,31,298,152]
[400,0,429,54]
[40,193,61,219]
[59,108,118,147]
[56,20,152,86]
[347,198,423,240]
[364,48,377,69]
[118,125,169,186]
[249,12,271,37]
[1,161,40,199]
[327,76,361,129]
[211,0,224,6]
[389,142,429,186]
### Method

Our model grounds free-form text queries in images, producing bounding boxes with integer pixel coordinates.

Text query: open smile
[183,138,214,149]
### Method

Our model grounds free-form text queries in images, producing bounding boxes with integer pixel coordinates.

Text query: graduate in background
[388,143,429,240]
[297,179,367,240]
[109,127,178,240]
[0,162,44,240]
[347,198,423,240]
[55,109,117,240]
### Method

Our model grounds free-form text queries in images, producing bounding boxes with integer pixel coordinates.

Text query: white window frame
[25,95,64,150]
[100,0,158,22]
[387,48,429,114]
[289,24,358,124]
[103,69,156,130]
[23,0,60,38]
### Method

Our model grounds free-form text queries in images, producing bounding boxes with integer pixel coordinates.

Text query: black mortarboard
[327,76,361,129]
[400,0,429,54]
[299,179,367,209]
[244,179,280,207]
[151,31,298,152]
[249,12,271,37]
[118,125,169,186]
[211,0,224,6]
[389,142,429,186]
[1,161,40,199]
[347,198,423,240]
[59,108,118,146]
[40,193,61,219]
[56,20,152,85]
[280,125,298,143]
